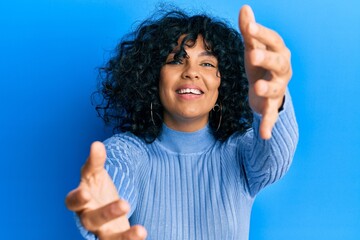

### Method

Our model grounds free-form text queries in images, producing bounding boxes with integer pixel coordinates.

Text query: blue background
[1,0,359,239]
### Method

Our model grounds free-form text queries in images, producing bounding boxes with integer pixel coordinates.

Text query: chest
[129,149,252,239]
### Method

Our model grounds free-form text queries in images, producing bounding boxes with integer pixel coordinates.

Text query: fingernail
[266,128,273,139]
[255,50,264,63]
[259,83,268,94]
[135,226,148,238]
[111,201,129,215]
[110,202,121,215]
[249,22,258,35]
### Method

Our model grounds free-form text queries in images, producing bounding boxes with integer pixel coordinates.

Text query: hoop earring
[151,102,156,126]
[212,103,222,132]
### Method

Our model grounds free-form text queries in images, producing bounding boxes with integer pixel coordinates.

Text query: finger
[260,102,279,139]
[239,5,265,50]
[239,5,255,36]
[247,22,289,53]
[65,187,91,212]
[249,49,292,76]
[80,199,130,232]
[81,141,107,178]
[108,225,148,240]
[253,79,286,99]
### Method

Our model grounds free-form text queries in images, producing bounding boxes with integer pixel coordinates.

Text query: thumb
[239,5,256,46]
[81,141,107,177]
[259,103,279,140]
[239,5,255,32]
[239,5,265,51]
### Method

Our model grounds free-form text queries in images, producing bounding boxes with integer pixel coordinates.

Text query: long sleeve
[240,89,299,197]
[104,133,147,215]
[75,132,148,240]
[74,91,298,240]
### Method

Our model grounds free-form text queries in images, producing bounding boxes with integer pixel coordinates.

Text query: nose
[181,62,199,80]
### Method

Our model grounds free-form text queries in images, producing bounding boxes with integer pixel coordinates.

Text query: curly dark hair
[94,8,253,143]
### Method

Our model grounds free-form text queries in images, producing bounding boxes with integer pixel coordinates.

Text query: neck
[163,115,209,132]
[157,123,216,154]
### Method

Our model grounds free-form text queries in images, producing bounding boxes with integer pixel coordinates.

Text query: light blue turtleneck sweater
[77,91,298,240]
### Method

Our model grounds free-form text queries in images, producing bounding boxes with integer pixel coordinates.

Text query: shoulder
[103,132,149,164]
[104,131,147,149]
[222,128,253,150]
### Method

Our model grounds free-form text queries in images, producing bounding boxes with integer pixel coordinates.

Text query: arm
[239,5,292,140]
[240,90,298,196]
[65,141,147,240]
[237,6,298,196]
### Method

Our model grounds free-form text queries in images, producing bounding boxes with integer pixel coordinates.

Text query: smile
[176,88,203,95]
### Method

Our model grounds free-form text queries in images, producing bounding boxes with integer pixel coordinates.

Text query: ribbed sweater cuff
[251,88,295,135]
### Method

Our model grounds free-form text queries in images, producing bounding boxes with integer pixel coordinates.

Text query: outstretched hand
[65,142,147,240]
[239,5,292,139]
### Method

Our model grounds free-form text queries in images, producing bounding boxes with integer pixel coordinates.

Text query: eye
[201,62,216,68]
[166,59,183,65]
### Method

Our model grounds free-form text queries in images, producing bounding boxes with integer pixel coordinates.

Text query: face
[159,35,221,132]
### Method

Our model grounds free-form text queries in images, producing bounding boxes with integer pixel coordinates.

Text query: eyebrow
[198,51,216,58]
[170,50,216,58]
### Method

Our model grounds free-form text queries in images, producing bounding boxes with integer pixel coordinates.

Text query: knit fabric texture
[77,90,298,240]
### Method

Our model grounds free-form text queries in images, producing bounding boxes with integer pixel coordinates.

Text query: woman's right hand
[65,141,147,240]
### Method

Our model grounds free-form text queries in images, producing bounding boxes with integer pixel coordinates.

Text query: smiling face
[159,35,221,132]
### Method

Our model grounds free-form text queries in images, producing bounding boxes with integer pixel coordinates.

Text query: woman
[66,5,298,240]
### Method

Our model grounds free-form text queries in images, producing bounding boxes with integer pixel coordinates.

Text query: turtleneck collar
[156,123,216,154]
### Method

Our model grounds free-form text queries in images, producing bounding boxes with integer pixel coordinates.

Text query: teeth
[177,88,202,95]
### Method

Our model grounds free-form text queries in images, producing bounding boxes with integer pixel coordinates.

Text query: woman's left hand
[239,5,292,139]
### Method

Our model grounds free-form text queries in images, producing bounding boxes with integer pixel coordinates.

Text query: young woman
[66,5,298,240]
